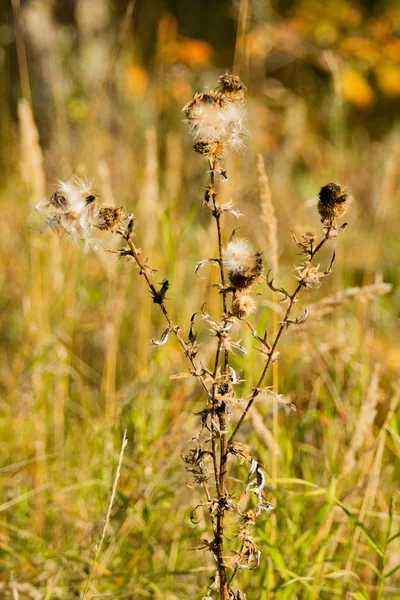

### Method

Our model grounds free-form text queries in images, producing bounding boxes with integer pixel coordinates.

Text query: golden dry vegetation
[1,1,400,598]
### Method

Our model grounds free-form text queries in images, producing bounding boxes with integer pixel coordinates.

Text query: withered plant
[37,73,352,600]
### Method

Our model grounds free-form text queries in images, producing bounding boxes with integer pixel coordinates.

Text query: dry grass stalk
[82,430,128,599]
[342,364,381,477]
[18,98,45,199]
[307,282,392,319]
[257,153,278,278]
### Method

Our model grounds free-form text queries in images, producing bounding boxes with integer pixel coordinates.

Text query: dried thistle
[183,82,247,155]
[194,140,225,161]
[36,179,126,245]
[318,182,352,225]
[216,71,246,104]
[224,239,263,291]
[95,206,125,231]
[230,294,256,319]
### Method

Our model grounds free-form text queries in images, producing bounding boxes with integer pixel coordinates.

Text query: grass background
[1,0,399,598]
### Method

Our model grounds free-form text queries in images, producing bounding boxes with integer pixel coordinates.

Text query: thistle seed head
[183,75,247,154]
[217,71,246,104]
[194,139,225,160]
[230,294,256,319]
[95,206,125,231]
[224,238,263,290]
[318,183,352,224]
[36,178,126,247]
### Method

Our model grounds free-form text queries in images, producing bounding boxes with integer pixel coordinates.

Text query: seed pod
[95,206,125,231]
[224,238,263,291]
[318,183,352,224]
[217,72,246,104]
[230,294,256,319]
[194,139,225,161]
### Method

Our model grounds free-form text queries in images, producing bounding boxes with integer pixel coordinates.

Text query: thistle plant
[36,72,352,600]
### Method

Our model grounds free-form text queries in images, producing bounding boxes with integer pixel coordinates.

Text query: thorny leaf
[170,371,197,380]
[194,406,218,430]
[230,340,248,355]
[286,307,308,327]
[170,367,213,381]
[244,321,272,351]
[273,391,297,413]
[190,504,205,524]
[195,258,220,277]
[151,278,169,304]
[229,588,247,600]
[230,540,261,571]
[295,262,326,288]
[228,442,252,463]
[140,262,157,278]
[209,494,235,514]
[150,327,171,346]
[119,213,134,239]
[325,251,336,275]
[266,271,291,300]
[204,184,217,204]
[291,229,316,256]
[245,460,266,497]
[228,366,242,384]
[195,538,219,560]
[189,313,197,344]
[255,346,280,363]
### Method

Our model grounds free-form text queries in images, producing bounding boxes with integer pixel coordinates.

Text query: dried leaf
[150,327,171,346]
[195,258,220,277]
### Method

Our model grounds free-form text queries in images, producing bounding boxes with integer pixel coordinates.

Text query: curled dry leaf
[150,327,171,346]
[195,258,220,277]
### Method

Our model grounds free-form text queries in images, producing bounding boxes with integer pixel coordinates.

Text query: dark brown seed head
[318,183,352,224]
[224,239,263,291]
[194,139,225,161]
[182,90,225,119]
[95,206,125,231]
[216,72,246,104]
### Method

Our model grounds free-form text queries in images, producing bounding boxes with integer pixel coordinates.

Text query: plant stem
[229,229,332,445]
[209,160,229,600]
[123,235,211,396]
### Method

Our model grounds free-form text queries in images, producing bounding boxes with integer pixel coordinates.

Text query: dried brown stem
[123,235,211,397]
[208,159,230,600]
[229,227,334,445]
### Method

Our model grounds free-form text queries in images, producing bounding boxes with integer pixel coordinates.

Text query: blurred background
[1,0,399,598]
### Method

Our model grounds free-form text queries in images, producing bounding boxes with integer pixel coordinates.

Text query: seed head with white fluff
[224,238,263,290]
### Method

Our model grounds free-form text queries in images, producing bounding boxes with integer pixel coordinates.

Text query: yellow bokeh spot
[123,65,148,96]
[177,37,213,65]
[376,65,400,96]
[383,39,400,61]
[340,68,375,107]
[339,37,380,66]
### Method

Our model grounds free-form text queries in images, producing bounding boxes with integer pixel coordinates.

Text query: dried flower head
[194,139,225,160]
[224,238,263,290]
[36,178,125,246]
[95,206,125,231]
[318,183,352,224]
[230,294,256,319]
[217,71,246,104]
[295,261,325,288]
[183,76,247,157]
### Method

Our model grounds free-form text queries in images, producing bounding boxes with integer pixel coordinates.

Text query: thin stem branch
[229,228,333,445]
[123,235,211,398]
